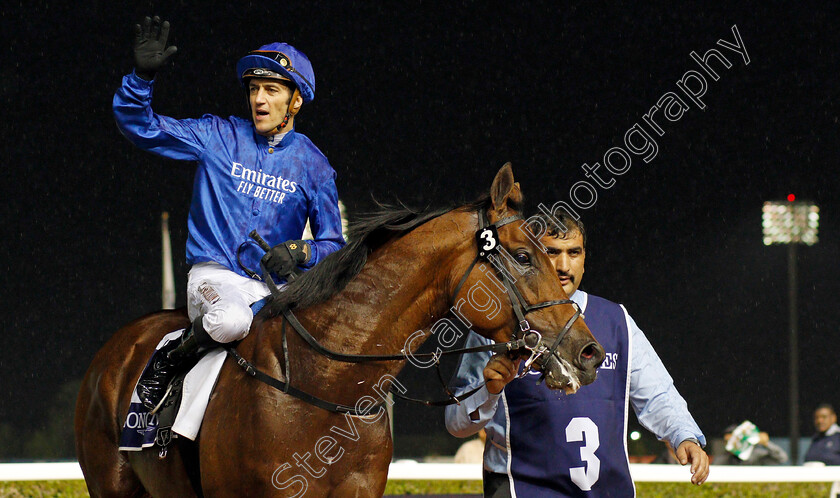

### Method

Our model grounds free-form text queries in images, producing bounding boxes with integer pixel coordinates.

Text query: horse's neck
[299,210,474,354]
[241,209,476,405]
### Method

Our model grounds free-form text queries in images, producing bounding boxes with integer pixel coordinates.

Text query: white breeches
[187,262,272,343]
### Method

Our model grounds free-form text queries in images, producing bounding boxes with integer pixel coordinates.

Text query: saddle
[119,299,269,456]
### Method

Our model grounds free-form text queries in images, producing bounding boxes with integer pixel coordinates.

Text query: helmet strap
[274,112,291,133]
[273,88,302,134]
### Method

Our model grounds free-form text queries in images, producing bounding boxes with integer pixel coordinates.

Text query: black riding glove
[261,240,310,277]
[133,16,178,81]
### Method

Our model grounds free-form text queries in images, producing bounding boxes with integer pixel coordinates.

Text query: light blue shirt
[444,290,706,473]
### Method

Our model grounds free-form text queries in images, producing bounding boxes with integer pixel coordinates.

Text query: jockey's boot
[137,319,221,412]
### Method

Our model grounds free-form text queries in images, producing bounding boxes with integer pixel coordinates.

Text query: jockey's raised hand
[133,16,178,81]
[261,240,310,277]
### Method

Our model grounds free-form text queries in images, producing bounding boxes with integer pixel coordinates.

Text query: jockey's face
[814,407,837,434]
[541,230,585,297]
[248,78,302,136]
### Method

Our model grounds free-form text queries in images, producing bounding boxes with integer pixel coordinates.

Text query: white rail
[0,462,84,481]
[1,461,839,483]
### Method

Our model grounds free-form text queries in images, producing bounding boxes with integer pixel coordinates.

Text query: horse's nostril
[578,342,604,368]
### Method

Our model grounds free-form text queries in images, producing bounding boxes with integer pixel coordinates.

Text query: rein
[227,209,582,414]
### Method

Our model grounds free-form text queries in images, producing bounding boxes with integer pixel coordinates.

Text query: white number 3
[479,228,497,251]
[565,417,601,491]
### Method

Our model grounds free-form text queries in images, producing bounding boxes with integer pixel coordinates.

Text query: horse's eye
[515,252,531,265]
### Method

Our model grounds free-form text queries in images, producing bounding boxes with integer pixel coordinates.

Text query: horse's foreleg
[326,416,392,498]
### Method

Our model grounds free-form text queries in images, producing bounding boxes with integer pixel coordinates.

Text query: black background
[2,1,838,458]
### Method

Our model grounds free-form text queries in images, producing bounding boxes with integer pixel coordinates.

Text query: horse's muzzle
[527,339,604,392]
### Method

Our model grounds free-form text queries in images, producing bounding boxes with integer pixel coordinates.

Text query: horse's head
[451,163,605,392]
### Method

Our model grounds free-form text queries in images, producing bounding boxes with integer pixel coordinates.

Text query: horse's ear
[490,162,523,215]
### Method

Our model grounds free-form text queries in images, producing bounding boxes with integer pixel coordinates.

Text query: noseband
[450,210,583,378]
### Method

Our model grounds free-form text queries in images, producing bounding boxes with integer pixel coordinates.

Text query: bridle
[226,207,585,413]
[450,209,583,382]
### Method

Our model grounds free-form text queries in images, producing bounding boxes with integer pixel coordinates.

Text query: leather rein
[226,210,582,415]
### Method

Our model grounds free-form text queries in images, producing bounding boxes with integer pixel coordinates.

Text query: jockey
[113,17,345,411]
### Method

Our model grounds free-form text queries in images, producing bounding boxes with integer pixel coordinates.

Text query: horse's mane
[267,194,492,315]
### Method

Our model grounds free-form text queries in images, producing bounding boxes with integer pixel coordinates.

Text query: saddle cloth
[118,330,227,451]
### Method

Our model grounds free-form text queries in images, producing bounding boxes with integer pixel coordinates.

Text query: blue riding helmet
[236,42,315,104]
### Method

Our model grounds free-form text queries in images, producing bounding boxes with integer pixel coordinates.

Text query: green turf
[382,480,835,496]
[0,479,832,497]
[0,480,89,498]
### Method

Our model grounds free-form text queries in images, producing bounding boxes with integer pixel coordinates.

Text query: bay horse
[75,164,605,497]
